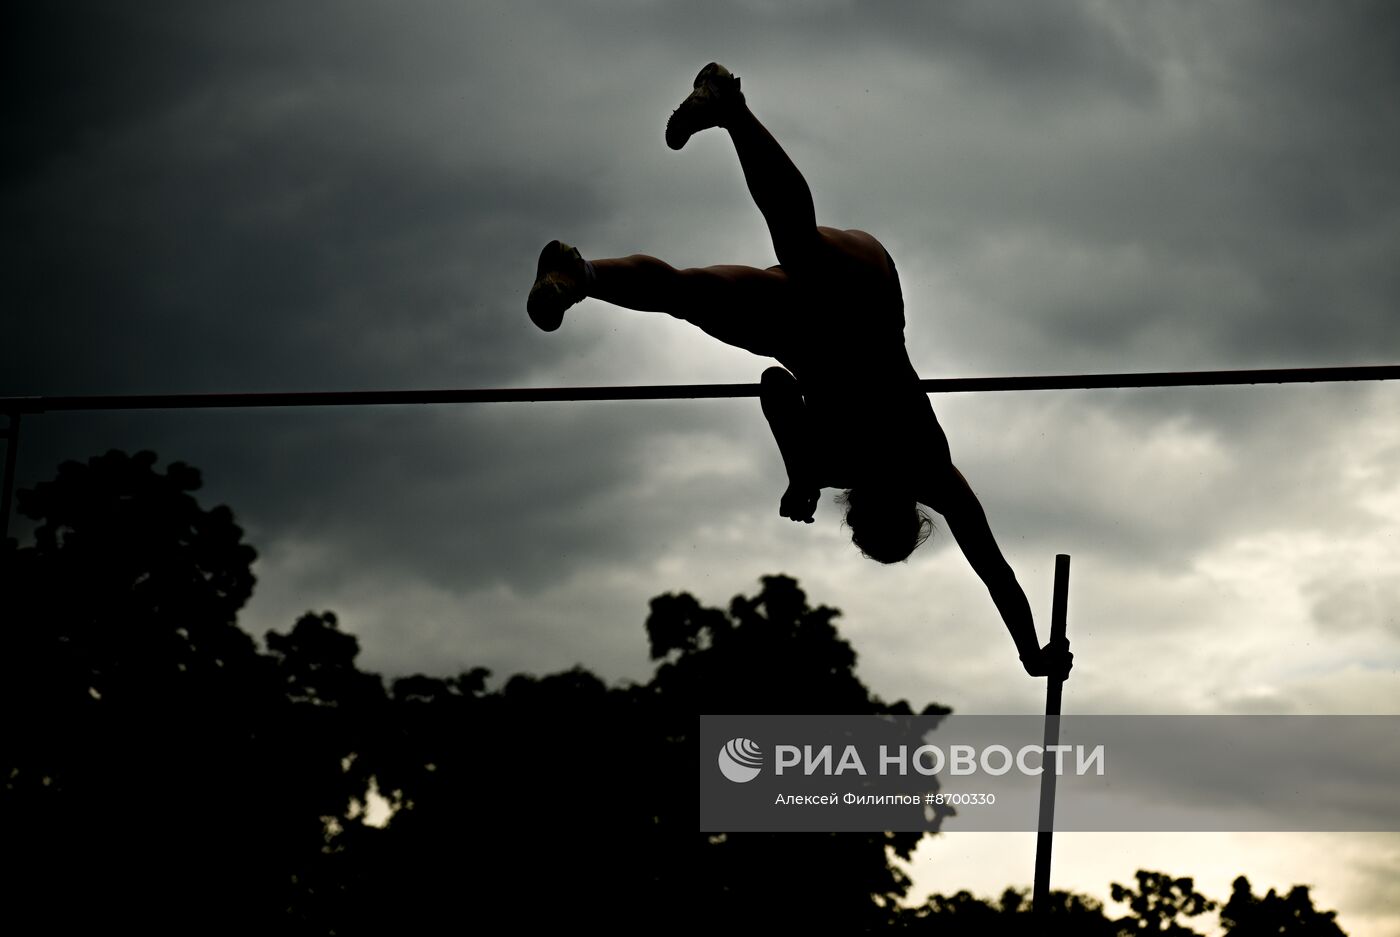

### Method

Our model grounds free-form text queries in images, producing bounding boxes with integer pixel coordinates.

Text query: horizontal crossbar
[4,365,1399,413]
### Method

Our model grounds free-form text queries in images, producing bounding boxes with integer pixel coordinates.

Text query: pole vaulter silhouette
[529,63,1071,680]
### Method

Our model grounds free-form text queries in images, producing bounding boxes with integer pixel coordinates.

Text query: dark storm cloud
[6,3,219,179]
[17,398,766,598]
[1306,576,1400,639]
[12,0,1395,400]
[868,0,1160,104]
[7,143,595,393]
[233,401,765,595]
[614,0,1159,105]
[5,0,783,634]
[4,0,629,397]
[7,0,1400,684]
[821,3,1400,377]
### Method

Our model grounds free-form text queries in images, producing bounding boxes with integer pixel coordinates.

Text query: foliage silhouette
[895,885,1126,934]
[898,871,1349,936]
[1110,870,1217,934]
[0,451,1353,935]
[1,451,383,931]
[339,574,946,932]
[1220,876,1348,936]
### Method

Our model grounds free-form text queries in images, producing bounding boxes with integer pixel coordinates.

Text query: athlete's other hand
[779,484,818,523]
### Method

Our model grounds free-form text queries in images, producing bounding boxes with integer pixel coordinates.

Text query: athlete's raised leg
[664,63,908,299]
[528,64,837,349]
[666,64,819,270]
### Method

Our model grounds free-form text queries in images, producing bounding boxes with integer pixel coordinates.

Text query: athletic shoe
[665,62,743,151]
[527,240,587,331]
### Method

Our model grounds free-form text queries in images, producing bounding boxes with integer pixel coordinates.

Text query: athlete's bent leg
[760,366,818,522]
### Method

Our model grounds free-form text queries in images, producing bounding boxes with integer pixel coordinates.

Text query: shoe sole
[527,240,577,332]
[665,62,738,151]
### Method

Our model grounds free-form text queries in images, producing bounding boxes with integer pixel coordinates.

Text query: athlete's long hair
[838,487,933,564]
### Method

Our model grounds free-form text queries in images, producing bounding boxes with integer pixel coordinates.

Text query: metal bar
[1,411,19,545]
[1033,553,1072,914]
[3,364,1399,413]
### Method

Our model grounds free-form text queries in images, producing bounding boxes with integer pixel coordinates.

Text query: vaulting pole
[1033,553,1071,915]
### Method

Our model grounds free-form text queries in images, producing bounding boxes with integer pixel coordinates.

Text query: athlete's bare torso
[770,227,951,494]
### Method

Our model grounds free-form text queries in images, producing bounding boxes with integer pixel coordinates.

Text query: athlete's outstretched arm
[933,466,1072,679]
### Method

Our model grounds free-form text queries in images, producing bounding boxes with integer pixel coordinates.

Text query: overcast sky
[6,1,1399,931]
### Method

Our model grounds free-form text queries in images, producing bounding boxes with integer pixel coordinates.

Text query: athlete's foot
[665,62,744,151]
[527,240,588,332]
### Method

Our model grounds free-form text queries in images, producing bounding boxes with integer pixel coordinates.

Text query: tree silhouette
[1220,876,1348,936]
[900,872,1351,936]
[1109,870,1216,935]
[0,450,1357,935]
[638,576,948,929]
[336,574,948,931]
[1,451,382,931]
[898,884,1137,934]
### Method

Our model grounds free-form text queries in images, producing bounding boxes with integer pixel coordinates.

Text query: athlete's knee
[760,367,803,418]
[760,367,802,424]
[761,366,798,392]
